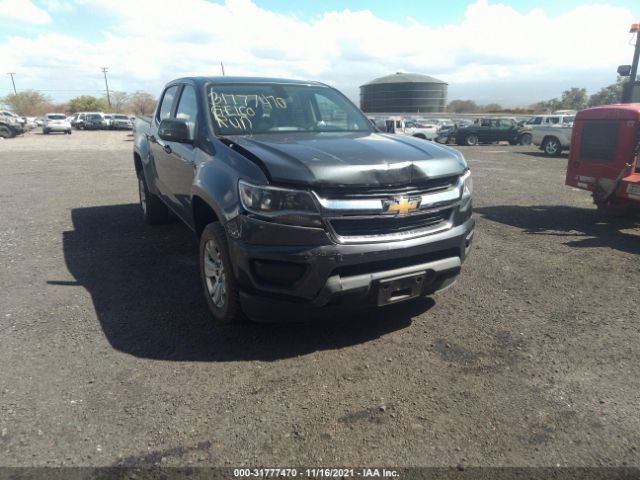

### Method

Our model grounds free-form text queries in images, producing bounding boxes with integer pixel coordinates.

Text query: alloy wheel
[203,239,227,308]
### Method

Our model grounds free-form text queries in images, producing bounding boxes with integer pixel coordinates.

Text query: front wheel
[464,134,478,146]
[0,125,14,138]
[199,223,243,324]
[542,137,562,156]
[519,133,532,146]
[138,175,168,224]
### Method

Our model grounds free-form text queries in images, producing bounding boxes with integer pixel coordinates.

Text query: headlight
[238,180,321,227]
[459,170,472,212]
[462,170,473,196]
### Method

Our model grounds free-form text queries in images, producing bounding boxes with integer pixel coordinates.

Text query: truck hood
[224,132,467,187]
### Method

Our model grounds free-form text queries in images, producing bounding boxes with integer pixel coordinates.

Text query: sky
[0,0,638,107]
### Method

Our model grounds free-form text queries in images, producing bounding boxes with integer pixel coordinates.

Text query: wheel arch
[192,195,221,238]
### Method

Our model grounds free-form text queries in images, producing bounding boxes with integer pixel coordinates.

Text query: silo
[359,72,448,114]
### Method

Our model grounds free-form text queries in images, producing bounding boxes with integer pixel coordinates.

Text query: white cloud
[0,0,50,23]
[39,0,75,13]
[1,0,636,105]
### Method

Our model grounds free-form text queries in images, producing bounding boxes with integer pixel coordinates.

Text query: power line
[101,67,111,108]
[7,73,17,94]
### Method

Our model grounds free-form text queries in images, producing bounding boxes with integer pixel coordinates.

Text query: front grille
[329,208,453,238]
[579,122,619,163]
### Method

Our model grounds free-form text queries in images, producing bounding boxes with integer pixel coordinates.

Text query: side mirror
[158,119,192,143]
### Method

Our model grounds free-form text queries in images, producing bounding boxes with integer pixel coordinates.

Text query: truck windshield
[206,83,372,136]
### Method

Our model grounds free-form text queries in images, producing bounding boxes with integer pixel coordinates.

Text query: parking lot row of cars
[0,110,135,138]
[367,112,576,154]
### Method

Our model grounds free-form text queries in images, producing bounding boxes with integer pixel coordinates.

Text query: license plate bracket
[376,271,429,306]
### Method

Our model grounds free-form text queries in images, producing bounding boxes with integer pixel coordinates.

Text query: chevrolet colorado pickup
[134,77,474,323]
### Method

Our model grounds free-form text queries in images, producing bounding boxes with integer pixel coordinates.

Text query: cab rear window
[579,122,619,163]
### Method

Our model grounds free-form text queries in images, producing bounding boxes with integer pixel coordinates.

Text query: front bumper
[228,215,475,321]
[45,124,70,131]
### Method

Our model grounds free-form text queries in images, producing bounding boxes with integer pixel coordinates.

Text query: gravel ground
[0,130,639,468]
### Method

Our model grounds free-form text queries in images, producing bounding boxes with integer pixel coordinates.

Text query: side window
[481,119,491,127]
[176,85,198,139]
[158,85,178,120]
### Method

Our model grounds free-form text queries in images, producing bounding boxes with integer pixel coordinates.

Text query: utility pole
[628,24,640,101]
[7,73,16,94]
[221,62,225,76]
[101,67,111,108]
[622,23,640,103]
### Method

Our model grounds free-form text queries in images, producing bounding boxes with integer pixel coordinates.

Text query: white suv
[43,113,72,135]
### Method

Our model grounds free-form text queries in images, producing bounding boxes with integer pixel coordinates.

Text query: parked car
[109,114,133,130]
[35,117,44,127]
[42,113,72,135]
[25,117,38,130]
[525,114,575,127]
[382,118,438,139]
[83,113,107,130]
[133,76,474,324]
[0,111,25,133]
[0,111,24,138]
[104,114,114,129]
[452,117,532,146]
[532,124,572,156]
[71,112,85,129]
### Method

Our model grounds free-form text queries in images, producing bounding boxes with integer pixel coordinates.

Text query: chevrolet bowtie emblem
[384,196,420,215]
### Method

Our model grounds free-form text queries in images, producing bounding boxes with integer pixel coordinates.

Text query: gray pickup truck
[134,76,474,323]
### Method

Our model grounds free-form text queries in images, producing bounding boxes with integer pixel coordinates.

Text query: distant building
[360,72,448,114]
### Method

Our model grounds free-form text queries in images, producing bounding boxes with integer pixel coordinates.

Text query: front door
[160,85,199,221]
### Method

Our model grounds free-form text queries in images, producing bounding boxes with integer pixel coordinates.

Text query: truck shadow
[53,203,424,361]
[517,151,568,159]
[476,205,640,254]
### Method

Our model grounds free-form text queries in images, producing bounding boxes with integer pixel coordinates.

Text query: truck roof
[576,103,640,121]
[169,76,328,87]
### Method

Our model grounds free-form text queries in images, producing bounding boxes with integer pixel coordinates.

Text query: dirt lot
[1,130,639,469]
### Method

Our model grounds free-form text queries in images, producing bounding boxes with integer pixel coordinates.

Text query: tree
[446,99,479,113]
[128,91,156,115]
[482,103,503,113]
[1,90,50,116]
[67,95,108,113]
[109,91,130,113]
[559,87,587,111]
[588,76,628,107]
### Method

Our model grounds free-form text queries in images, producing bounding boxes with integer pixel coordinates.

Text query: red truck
[565,103,640,214]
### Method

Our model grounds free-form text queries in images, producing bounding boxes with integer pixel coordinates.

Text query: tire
[78,124,84,130]
[43,129,49,135]
[413,133,427,140]
[138,174,168,225]
[519,133,532,146]
[0,125,14,138]
[542,137,562,156]
[67,130,72,135]
[199,223,243,324]
[464,134,478,146]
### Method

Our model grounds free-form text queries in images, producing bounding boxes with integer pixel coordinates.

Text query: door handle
[163,144,172,154]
